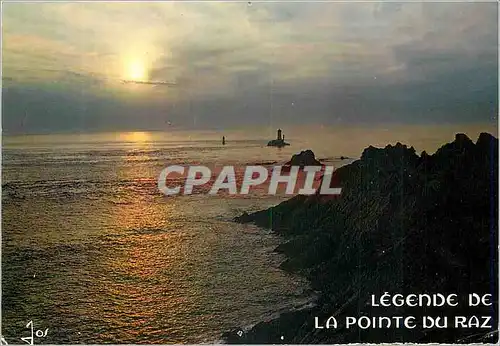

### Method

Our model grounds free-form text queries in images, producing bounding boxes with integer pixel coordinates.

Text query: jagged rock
[229,133,499,344]
[477,132,499,160]
[477,132,497,148]
[285,149,321,167]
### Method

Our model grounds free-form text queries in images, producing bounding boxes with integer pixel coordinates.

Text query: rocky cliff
[227,133,498,344]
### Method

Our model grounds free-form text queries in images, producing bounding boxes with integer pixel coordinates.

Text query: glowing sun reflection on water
[119,132,152,144]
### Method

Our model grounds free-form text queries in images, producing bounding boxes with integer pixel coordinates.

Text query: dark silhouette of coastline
[226,133,499,344]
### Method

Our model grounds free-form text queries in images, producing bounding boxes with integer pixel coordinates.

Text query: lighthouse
[267,128,290,147]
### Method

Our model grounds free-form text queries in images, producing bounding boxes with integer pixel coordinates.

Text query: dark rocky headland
[225,133,498,344]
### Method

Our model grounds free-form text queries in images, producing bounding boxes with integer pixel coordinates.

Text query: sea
[1,124,495,344]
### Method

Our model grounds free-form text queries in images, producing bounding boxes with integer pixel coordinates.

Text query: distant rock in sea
[228,132,499,344]
[267,139,290,147]
[249,160,278,166]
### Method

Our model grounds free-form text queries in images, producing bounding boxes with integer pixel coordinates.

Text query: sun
[127,61,147,81]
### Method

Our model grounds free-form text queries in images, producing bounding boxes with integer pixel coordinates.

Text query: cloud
[2,2,497,134]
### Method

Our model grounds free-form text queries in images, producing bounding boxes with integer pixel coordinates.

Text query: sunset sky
[2,2,498,134]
